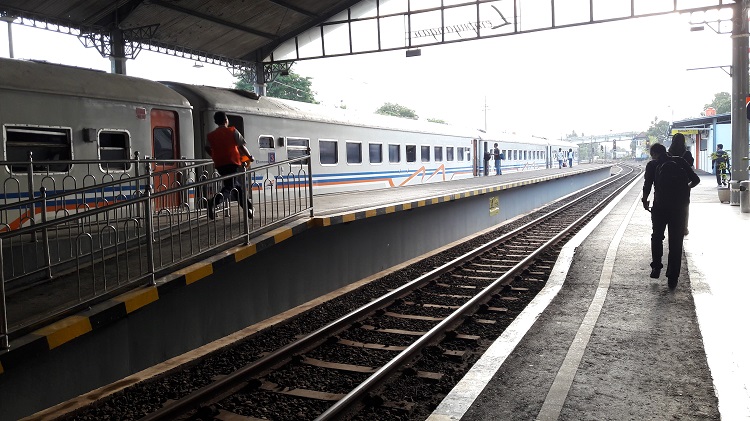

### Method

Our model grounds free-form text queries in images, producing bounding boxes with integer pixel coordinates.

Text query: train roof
[480,131,578,148]
[0,58,191,108]
[161,82,478,139]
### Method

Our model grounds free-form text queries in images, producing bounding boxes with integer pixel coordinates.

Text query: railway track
[61,165,641,421]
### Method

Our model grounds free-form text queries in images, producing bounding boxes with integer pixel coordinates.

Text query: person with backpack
[667,133,694,235]
[641,143,700,289]
[711,143,730,186]
[493,143,503,175]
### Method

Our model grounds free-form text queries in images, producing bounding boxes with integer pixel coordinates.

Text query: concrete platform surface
[430,172,747,420]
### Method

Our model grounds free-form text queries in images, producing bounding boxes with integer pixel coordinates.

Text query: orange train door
[150,109,180,210]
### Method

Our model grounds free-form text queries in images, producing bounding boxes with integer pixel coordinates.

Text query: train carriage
[162,82,477,194]
[0,58,194,229]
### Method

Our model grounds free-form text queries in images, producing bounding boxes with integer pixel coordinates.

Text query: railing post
[307,150,314,217]
[26,151,35,229]
[0,237,9,349]
[134,151,142,219]
[243,166,251,243]
[39,187,53,280]
[144,185,156,286]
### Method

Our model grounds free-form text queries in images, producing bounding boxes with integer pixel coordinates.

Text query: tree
[704,92,731,114]
[646,117,670,144]
[375,103,418,119]
[234,70,317,103]
[427,118,447,124]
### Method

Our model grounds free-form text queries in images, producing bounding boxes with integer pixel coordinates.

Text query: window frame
[97,129,132,172]
[420,145,431,163]
[345,140,363,165]
[319,139,339,166]
[406,144,417,163]
[388,144,400,164]
[369,142,383,165]
[434,146,443,162]
[4,124,74,174]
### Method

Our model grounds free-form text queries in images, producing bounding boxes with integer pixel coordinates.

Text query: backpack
[655,157,689,204]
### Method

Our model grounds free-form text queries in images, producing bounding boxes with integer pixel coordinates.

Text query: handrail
[0,155,313,346]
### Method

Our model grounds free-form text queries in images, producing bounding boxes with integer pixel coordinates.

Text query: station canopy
[0,0,738,72]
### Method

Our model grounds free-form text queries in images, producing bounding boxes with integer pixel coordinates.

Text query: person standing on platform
[668,133,694,235]
[557,148,564,169]
[567,148,574,168]
[205,111,254,220]
[641,143,700,289]
[711,143,730,186]
[493,143,503,175]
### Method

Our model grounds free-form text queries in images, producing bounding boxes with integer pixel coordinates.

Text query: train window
[434,146,443,162]
[406,145,417,162]
[388,144,400,163]
[227,115,244,137]
[346,141,362,164]
[287,137,310,165]
[502,149,507,158]
[523,151,527,160]
[421,146,430,162]
[99,130,131,171]
[319,140,338,165]
[258,135,274,149]
[369,143,383,164]
[458,147,465,161]
[446,147,454,161]
[153,127,174,160]
[5,126,73,173]
[513,150,518,160]
[466,149,471,162]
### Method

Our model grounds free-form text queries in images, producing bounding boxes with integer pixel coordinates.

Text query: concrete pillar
[731,0,749,181]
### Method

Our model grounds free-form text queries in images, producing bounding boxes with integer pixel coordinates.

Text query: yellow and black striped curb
[0,167,599,373]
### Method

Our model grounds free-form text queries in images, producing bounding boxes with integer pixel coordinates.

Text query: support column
[254,62,266,97]
[109,28,127,75]
[731,0,749,181]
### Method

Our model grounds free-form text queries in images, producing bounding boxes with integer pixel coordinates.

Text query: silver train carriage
[0,58,194,230]
[0,58,578,230]
[163,82,478,195]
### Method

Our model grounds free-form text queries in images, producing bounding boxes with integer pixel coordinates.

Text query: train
[0,57,578,226]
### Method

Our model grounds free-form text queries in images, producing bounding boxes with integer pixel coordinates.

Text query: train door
[151,109,180,210]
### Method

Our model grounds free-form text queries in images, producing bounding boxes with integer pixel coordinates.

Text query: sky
[0,9,734,141]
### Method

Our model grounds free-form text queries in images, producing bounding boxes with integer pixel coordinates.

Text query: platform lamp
[0,14,15,59]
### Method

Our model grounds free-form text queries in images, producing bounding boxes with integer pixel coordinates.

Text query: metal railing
[0,154,313,348]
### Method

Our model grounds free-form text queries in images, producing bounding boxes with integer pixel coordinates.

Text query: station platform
[428,172,748,420]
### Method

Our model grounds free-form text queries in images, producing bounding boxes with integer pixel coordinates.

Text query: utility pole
[731,0,749,181]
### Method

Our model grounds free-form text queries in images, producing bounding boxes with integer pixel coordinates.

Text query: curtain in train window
[388,144,400,163]
[319,140,338,164]
[458,147,465,161]
[153,128,174,160]
[434,146,443,162]
[5,126,72,173]
[406,145,417,162]
[421,145,430,162]
[369,143,383,163]
[346,142,362,164]
[446,147,454,161]
[99,130,131,171]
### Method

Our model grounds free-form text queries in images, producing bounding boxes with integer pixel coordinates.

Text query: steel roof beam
[148,0,278,40]
[265,0,317,17]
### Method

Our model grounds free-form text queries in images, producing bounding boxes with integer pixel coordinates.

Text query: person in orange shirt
[205,111,254,220]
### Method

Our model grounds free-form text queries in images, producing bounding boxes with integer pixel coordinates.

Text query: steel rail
[140,165,636,421]
[317,165,638,419]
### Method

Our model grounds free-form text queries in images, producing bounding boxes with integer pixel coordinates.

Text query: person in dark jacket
[712,143,730,186]
[642,143,700,289]
[667,133,694,235]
